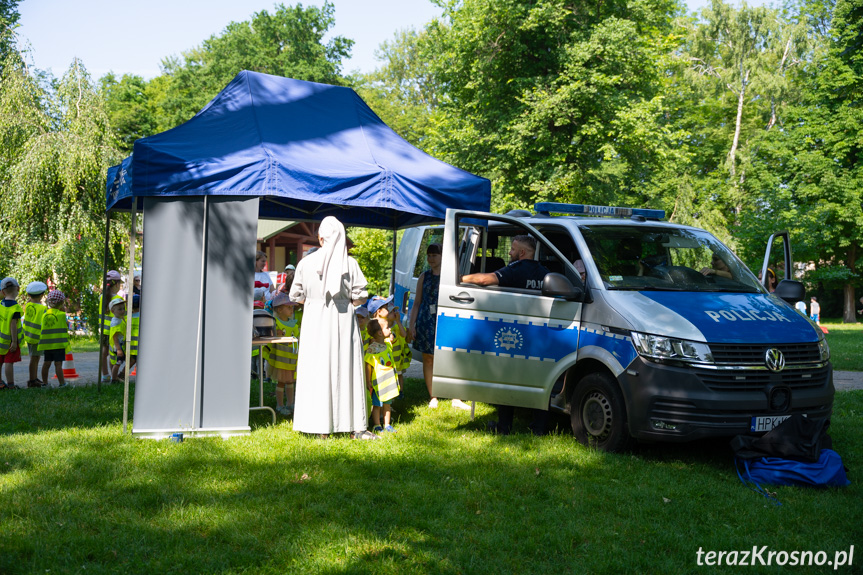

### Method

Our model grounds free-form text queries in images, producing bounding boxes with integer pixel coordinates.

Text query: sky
[16,0,750,81]
[17,0,445,79]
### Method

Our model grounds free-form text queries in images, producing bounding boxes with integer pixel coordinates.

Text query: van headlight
[631,332,714,364]
[818,335,830,362]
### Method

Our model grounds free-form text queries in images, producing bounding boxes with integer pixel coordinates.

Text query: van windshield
[579,225,763,293]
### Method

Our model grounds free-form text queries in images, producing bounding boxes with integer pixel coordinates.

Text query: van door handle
[449,294,475,304]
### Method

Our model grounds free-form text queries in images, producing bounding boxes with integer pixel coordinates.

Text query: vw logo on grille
[765,348,785,372]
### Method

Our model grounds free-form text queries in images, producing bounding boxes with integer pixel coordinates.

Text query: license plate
[750,415,791,433]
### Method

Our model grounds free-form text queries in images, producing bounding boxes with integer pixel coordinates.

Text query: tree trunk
[728,69,749,177]
[843,243,858,323]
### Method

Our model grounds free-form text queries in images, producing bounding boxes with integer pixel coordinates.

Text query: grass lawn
[1,379,860,574]
[822,321,863,372]
[69,335,101,354]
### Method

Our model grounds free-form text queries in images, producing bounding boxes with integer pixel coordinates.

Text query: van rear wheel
[571,372,633,452]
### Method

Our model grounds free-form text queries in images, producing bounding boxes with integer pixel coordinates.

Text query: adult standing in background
[409,243,470,410]
[253,250,275,308]
[290,216,375,439]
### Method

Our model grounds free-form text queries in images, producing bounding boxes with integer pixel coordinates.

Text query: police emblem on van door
[765,348,785,372]
[495,327,524,351]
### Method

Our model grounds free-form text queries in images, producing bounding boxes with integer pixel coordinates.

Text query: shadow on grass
[1,389,860,573]
[0,384,127,435]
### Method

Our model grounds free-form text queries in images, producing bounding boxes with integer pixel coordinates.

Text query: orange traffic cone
[54,352,79,379]
[130,365,137,376]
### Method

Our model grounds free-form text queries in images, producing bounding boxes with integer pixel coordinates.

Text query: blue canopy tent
[106,70,490,226]
[104,71,490,438]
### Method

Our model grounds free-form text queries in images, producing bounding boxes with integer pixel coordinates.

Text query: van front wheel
[571,373,632,452]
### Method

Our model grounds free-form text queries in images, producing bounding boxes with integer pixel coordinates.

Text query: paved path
[5,351,862,391]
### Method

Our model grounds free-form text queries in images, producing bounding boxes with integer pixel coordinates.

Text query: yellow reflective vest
[389,323,412,372]
[23,302,47,345]
[265,316,299,371]
[39,308,69,352]
[130,312,140,355]
[365,342,399,402]
[109,318,126,365]
[0,301,24,354]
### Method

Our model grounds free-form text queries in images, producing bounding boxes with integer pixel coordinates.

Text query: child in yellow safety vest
[369,296,411,398]
[364,318,399,433]
[99,270,124,384]
[0,277,24,390]
[265,292,300,417]
[108,297,130,383]
[23,281,48,388]
[40,290,70,388]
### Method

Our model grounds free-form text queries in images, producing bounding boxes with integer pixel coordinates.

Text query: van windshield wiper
[606,285,687,291]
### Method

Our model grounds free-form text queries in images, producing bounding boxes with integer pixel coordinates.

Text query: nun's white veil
[316,216,348,298]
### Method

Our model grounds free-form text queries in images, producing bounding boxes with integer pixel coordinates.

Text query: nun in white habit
[290,216,376,438]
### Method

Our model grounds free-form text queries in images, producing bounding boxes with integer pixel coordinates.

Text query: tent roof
[106,71,490,229]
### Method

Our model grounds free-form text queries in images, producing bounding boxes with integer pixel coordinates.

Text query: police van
[394,204,833,451]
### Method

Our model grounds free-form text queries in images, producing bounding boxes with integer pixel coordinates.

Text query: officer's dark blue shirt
[493,259,549,290]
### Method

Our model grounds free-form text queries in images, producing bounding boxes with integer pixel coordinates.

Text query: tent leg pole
[390,230,397,296]
[98,212,112,394]
[123,205,137,434]
[191,197,208,432]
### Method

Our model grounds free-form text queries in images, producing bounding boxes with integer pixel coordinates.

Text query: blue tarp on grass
[106,70,490,228]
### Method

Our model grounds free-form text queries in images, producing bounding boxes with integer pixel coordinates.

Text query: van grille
[694,366,830,392]
[709,342,821,365]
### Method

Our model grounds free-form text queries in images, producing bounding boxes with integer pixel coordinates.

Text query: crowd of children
[0,277,72,389]
[0,269,141,390]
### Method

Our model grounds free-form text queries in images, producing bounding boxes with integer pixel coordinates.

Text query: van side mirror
[774,279,805,304]
[542,273,584,301]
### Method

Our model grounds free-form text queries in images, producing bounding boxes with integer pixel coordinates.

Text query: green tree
[0,55,127,329]
[348,228,394,297]
[354,28,438,148]
[158,2,353,128]
[680,0,810,227]
[0,0,20,63]
[422,0,683,212]
[100,73,160,153]
[741,0,863,321]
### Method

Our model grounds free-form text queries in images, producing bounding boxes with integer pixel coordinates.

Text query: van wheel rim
[582,391,612,439]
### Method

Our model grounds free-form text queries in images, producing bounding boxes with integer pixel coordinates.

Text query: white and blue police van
[395,204,833,451]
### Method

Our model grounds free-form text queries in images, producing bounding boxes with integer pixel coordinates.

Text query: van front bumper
[619,357,835,442]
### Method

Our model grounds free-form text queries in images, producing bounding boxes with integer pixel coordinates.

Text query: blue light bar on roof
[534,203,665,220]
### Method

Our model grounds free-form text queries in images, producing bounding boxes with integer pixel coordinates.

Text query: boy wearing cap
[23,281,49,387]
[0,278,24,389]
[40,290,70,387]
[99,271,124,383]
[108,297,128,382]
[266,292,300,416]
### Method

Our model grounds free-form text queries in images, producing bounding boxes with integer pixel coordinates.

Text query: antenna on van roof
[534,203,665,221]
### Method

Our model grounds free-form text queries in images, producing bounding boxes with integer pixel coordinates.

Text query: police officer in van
[461,234,549,289]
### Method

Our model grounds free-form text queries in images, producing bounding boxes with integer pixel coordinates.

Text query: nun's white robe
[290,251,368,434]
